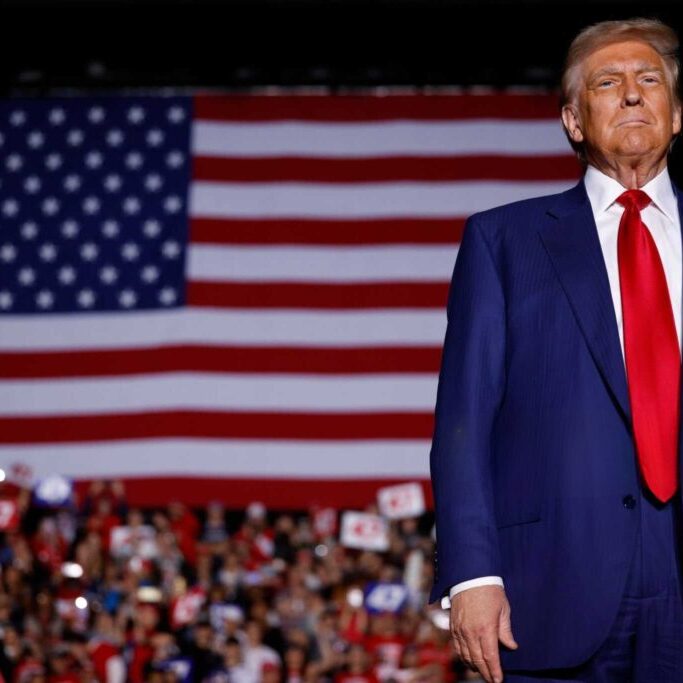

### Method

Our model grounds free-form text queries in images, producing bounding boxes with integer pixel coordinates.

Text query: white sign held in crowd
[340,511,389,551]
[110,525,159,559]
[171,587,206,629]
[377,482,425,519]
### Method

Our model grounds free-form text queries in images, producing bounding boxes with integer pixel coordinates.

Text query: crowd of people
[0,479,479,683]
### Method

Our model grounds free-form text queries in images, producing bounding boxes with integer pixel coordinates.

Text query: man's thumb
[498,612,518,649]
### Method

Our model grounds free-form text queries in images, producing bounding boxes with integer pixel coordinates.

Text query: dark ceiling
[2,0,683,94]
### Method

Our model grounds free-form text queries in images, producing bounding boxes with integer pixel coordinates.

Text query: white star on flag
[61,220,80,238]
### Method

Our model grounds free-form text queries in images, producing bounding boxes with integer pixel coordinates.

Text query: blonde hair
[561,17,681,107]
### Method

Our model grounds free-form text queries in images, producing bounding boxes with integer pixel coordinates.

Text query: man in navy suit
[430,18,683,683]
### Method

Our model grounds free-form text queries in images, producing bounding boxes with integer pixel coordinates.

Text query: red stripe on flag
[74,477,434,509]
[0,411,434,443]
[190,217,465,245]
[192,155,580,183]
[186,282,449,309]
[193,93,562,121]
[0,346,442,379]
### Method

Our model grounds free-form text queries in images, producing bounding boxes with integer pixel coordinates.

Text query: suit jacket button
[622,495,636,509]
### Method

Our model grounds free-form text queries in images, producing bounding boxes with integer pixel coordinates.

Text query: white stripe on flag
[187,245,459,282]
[0,310,447,351]
[193,121,569,157]
[0,439,431,478]
[0,374,439,415]
[190,180,572,218]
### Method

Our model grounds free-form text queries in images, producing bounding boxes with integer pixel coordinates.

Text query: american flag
[0,92,579,508]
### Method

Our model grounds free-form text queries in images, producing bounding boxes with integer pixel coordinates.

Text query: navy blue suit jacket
[429,176,683,670]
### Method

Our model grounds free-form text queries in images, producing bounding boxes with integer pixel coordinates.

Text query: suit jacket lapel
[539,179,632,425]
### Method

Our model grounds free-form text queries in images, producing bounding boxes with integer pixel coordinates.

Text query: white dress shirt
[440,164,682,610]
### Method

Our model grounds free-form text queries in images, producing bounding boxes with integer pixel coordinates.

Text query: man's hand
[450,584,518,683]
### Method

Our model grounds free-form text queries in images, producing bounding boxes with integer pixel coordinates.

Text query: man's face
[563,40,681,165]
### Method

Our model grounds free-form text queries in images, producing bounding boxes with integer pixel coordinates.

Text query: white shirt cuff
[440,576,504,609]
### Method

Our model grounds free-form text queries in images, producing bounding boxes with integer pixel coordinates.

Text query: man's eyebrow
[589,63,665,81]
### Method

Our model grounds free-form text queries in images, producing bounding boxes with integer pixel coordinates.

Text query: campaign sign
[34,474,73,507]
[110,525,158,559]
[171,587,206,629]
[364,582,409,614]
[377,482,425,520]
[340,511,389,551]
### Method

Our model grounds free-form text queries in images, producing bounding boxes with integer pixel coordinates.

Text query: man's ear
[561,104,584,143]
[673,101,682,137]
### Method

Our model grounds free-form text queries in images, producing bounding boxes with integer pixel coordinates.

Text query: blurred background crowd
[0,479,477,683]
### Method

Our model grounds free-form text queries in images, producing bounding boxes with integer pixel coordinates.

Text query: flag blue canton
[0,96,192,314]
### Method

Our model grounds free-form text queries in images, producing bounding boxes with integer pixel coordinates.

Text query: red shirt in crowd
[90,641,121,683]
[233,526,275,570]
[86,513,121,553]
[364,634,408,670]
[170,509,201,565]
[417,641,456,683]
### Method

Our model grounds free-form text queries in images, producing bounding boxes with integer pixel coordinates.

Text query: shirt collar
[584,163,678,223]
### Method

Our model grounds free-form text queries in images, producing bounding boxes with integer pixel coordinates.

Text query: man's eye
[598,80,615,88]
[642,76,660,83]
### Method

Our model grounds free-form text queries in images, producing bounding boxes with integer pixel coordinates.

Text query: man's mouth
[617,119,650,127]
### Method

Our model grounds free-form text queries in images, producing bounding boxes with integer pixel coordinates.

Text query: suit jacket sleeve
[430,213,506,603]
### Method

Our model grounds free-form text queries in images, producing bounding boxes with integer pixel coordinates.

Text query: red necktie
[617,189,680,502]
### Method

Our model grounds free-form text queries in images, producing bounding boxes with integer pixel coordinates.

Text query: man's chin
[611,136,666,159]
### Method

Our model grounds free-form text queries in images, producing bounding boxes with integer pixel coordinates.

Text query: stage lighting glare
[61,562,84,579]
[346,588,363,608]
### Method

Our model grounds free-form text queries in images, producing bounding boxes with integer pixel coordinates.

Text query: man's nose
[622,77,644,106]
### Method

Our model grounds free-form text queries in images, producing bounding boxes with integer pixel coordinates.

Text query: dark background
[2,0,683,180]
